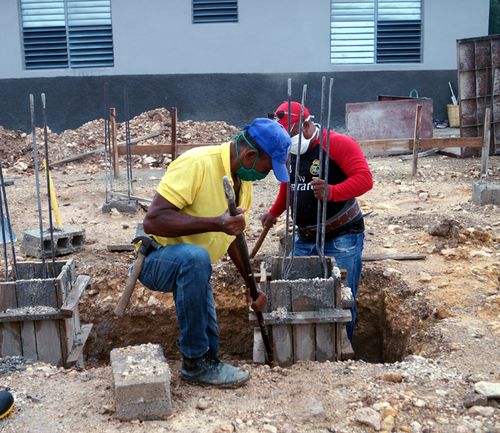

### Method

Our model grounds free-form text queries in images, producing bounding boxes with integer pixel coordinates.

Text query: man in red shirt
[261,101,373,341]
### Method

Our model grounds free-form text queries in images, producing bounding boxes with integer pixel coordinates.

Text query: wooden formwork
[251,256,354,366]
[0,259,92,367]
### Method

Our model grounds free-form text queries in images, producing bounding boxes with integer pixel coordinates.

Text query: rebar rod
[103,82,111,202]
[0,189,8,280]
[315,76,327,276]
[281,78,292,278]
[320,78,334,278]
[0,161,17,279]
[30,94,47,278]
[123,87,133,199]
[41,93,57,276]
[284,84,307,280]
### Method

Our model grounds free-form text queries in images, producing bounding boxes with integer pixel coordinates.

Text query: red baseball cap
[271,101,310,131]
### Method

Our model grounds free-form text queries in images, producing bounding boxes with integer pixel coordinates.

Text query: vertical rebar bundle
[283,84,307,280]
[0,161,17,280]
[29,94,47,278]
[41,93,57,276]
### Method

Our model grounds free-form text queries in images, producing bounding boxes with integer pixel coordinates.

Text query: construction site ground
[0,114,499,433]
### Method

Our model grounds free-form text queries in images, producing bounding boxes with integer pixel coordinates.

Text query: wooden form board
[260,277,351,366]
[116,143,214,156]
[358,137,483,157]
[0,261,90,367]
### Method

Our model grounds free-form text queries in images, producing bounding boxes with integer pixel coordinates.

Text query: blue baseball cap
[244,118,291,182]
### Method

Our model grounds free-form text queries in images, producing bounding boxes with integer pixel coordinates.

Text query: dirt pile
[0,108,240,173]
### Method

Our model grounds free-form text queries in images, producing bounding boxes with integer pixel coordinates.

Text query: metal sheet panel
[345,98,433,141]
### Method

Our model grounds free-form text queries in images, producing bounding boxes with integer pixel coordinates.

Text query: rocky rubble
[0,108,240,173]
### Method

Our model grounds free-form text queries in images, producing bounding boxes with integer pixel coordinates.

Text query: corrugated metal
[21,0,113,69]
[193,0,238,24]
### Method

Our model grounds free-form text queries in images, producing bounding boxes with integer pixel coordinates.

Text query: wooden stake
[481,107,491,179]
[110,108,119,179]
[412,104,423,177]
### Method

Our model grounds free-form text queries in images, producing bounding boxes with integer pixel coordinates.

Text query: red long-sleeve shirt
[269,130,372,218]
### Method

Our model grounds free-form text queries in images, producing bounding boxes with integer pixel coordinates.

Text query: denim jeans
[138,243,217,359]
[294,231,365,341]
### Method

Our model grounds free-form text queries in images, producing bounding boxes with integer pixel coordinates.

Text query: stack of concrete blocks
[110,344,172,421]
[0,259,92,367]
[252,256,354,366]
[21,227,86,258]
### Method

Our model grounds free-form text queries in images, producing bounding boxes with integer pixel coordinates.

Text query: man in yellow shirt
[140,118,291,387]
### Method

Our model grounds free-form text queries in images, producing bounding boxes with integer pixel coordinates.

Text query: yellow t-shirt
[150,141,253,263]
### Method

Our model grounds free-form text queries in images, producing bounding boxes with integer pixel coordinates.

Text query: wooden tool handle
[250,225,271,259]
[114,253,145,317]
[223,176,274,365]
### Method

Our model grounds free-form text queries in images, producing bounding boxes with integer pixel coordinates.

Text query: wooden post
[480,107,491,179]
[170,107,177,161]
[411,104,423,177]
[110,108,119,179]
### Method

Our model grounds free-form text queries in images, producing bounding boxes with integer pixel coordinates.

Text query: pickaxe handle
[249,225,271,259]
[223,176,274,366]
[114,253,145,317]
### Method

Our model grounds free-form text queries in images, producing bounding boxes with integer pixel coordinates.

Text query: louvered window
[20,0,114,70]
[193,0,238,24]
[331,0,421,64]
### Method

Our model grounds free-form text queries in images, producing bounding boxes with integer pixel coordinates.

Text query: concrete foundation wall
[0,70,457,133]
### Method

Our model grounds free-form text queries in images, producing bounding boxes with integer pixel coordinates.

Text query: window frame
[19,0,114,70]
[330,0,423,65]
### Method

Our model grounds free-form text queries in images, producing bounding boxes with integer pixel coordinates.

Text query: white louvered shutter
[330,0,375,64]
[67,0,114,68]
[21,0,69,69]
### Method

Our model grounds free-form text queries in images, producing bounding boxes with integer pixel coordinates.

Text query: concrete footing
[21,226,85,258]
[472,180,500,205]
[110,344,172,421]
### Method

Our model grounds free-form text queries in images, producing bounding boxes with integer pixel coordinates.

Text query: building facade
[0,0,490,132]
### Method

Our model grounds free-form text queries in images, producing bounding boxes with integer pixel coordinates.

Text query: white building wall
[0,0,490,79]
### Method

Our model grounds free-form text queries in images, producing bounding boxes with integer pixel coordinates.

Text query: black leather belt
[297,200,362,241]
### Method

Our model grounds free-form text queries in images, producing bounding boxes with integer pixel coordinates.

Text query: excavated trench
[81,262,433,366]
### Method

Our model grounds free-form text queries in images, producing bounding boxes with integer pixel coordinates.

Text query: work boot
[181,355,250,388]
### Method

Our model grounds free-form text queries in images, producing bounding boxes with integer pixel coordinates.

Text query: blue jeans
[138,244,218,359]
[294,232,365,341]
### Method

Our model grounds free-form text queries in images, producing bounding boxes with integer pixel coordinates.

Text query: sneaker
[181,355,250,388]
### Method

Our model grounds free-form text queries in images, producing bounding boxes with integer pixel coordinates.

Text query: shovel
[448,82,458,105]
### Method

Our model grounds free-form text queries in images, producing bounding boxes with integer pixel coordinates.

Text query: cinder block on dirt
[472,180,500,205]
[21,226,85,258]
[110,343,172,421]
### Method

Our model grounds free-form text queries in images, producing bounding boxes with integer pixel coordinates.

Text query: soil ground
[0,121,498,433]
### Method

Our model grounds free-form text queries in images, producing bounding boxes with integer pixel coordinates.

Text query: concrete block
[272,255,335,280]
[472,180,500,205]
[21,227,85,258]
[102,199,138,214]
[110,344,172,421]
